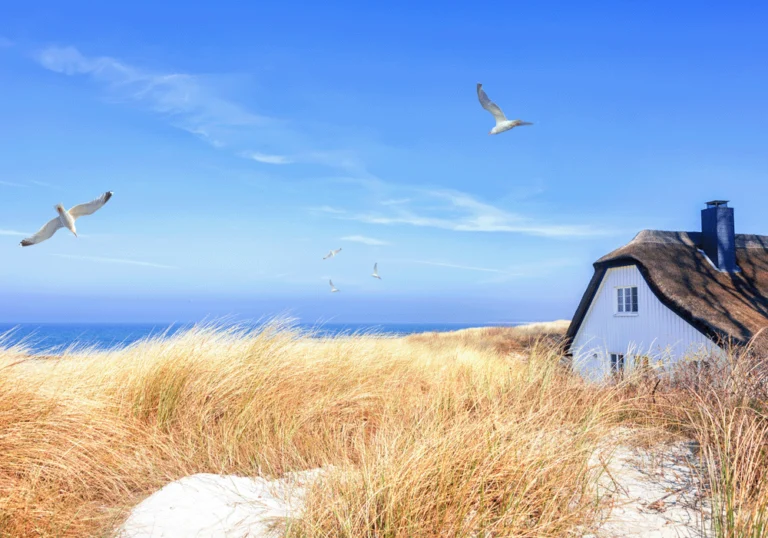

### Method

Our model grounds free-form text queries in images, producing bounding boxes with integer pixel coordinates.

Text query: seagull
[323,248,342,260]
[477,83,533,135]
[372,263,381,280]
[329,279,339,293]
[20,191,113,247]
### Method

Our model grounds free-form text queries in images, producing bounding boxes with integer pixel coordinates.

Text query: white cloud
[303,150,368,174]
[36,46,270,148]
[49,253,175,269]
[0,180,25,187]
[401,260,512,274]
[241,151,293,165]
[381,198,411,206]
[340,235,390,246]
[385,257,581,282]
[474,258,582,284]
[310,205,346,214]
[38,47,263,123]
[352,213,602,237]
[0,229,27,237]
[323,186,609,238]
[29,180,61,189]
[35,46,366,173]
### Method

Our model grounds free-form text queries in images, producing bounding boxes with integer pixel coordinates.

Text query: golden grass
[404,320,570,357]
[0,321,628,537]
[0,320,764,537]
[654,345,768,538]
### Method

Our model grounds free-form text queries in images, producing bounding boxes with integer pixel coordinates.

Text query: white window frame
[610,353,625,377]
[615,286,639,316]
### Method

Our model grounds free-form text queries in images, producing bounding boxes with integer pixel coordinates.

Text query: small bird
[372,263,381,280]
[323,248,342,260]
[20,191,113,247]
[477,83,533,135]
[329,279,339,293]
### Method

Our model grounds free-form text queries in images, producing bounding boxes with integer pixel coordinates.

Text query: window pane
[625,292,631,312]
[631,287,638,312]
[617,289,624,312]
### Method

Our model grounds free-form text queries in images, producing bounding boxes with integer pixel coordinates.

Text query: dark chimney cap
[706,200,730,208]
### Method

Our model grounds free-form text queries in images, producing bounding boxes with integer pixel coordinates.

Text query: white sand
[117,468,325,538]
[589,439,712,538]
[119,435,712,537]
[514,319,571,333]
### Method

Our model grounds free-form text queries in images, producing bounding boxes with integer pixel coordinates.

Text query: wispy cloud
[350,214,602,237]
[474,258,582,284]
[310,205,347,214]
[0,229,27,237]
[386,256,581,282]
[29,180,62,189]
[240,151,294,165]
[381,198,411,206]
[36,46,267,144]
[49,253,175,269]
[321,184,610,238]
[0,179,62,189]
[400,259,512,274]
[340,235,390,246]
[34,46,366,172]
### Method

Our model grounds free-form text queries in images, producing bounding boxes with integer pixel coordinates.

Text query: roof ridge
[630,229,768,248]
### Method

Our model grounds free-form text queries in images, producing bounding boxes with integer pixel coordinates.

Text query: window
[610,353,625,376]
[616,286,638,314]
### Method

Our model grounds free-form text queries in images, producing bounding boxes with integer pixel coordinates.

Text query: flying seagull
[372,263,381,280]
[329,279,339,293]
[323,248,342,260]
[477,83,533,135]
[20,191,114,247]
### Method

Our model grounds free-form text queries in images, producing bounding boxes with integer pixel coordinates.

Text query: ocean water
[0,322,528,354]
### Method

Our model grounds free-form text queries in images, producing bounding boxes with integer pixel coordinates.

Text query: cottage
[567,201,768,380]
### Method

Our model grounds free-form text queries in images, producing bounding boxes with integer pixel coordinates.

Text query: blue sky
[1,1,767,323]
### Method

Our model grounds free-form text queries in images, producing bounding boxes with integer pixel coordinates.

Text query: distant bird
[329,279,339,293]
[477,83,533,135]
[372,263,381,280]
[20,191,113,247]
[323,248,342,260]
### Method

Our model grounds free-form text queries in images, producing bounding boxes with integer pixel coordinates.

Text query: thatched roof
[566,230,768,348]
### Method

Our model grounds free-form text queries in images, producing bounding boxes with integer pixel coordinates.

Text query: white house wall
[572,265,718,380]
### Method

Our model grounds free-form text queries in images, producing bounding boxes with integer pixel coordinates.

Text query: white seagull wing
[69,191,113,220]
[477,83,507,125]
[20,217,63,247]
[373,263,377,273]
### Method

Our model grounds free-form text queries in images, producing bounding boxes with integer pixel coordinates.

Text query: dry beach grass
[0,321,765,537]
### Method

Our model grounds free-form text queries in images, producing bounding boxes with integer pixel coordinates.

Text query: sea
[0,322,531,354]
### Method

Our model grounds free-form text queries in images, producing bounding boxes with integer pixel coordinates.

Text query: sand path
[589,439,712,538]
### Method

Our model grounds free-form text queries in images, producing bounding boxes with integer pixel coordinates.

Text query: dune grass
[654,342,768,538]
[0,320,765,537]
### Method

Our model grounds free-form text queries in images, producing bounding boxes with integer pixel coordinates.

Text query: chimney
[701,200,737,272]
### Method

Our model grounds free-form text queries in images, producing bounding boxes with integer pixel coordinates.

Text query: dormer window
[616,286,638,314]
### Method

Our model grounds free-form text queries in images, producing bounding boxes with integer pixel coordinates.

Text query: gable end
[566,258,733,355]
